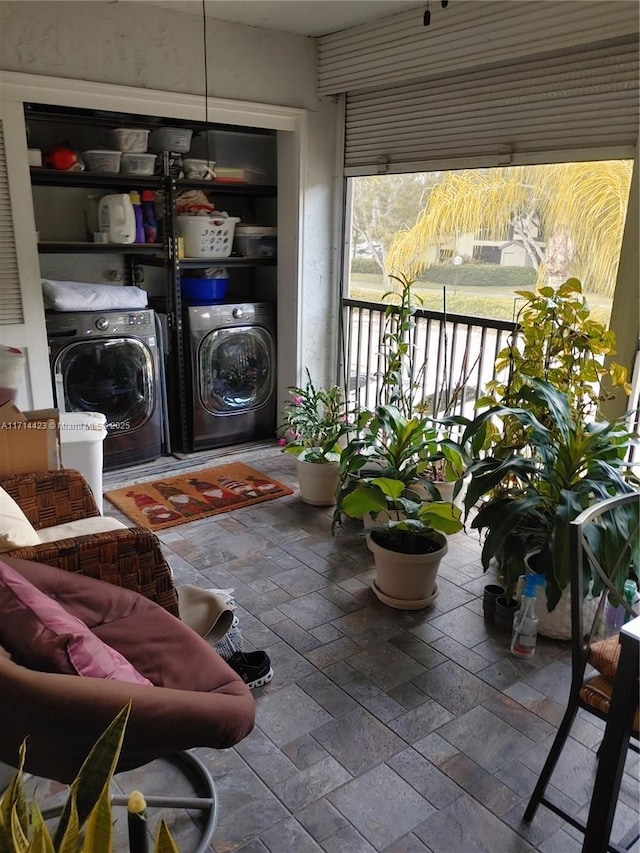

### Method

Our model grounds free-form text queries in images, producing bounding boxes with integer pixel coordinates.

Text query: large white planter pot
[367,530,447,610]
[516,574,601,640]
[295,458,340,506]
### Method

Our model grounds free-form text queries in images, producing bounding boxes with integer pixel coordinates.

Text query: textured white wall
[0,0,339,388]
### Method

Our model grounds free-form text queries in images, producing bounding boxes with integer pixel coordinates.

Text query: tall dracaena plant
[379,271,423,418]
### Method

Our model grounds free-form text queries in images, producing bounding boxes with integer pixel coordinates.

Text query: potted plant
[479,277,629,453]
[0,703,179,852]
[461,378,638,637]
[341,475,463,609]
[280,369,349,506]
[335,271,466,519]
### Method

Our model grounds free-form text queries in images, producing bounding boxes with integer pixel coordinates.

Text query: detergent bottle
[141,190,158,244]
[129,191,144,243]
[98,194,135,244]
[511,574,545,659]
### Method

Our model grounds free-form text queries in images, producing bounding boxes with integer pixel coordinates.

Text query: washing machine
[186,302,276,450]
[46,309,163,470]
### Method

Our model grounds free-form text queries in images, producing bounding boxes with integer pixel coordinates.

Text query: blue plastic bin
[180,276,229,304]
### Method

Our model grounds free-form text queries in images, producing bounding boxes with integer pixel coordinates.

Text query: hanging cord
[202,0,211,165]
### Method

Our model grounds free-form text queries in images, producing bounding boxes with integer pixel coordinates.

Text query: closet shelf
[38,242,164,254]
[30,169,163,190]
[131,255,277,269]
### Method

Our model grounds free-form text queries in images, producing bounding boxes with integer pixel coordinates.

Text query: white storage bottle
[511,574,545,658]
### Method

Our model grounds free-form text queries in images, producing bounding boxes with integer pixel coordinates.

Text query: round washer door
[198,326,274,414]
[52,337,155,433]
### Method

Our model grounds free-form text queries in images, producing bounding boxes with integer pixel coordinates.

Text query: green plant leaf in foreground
[53,703,130,850]
[154,820,179,853]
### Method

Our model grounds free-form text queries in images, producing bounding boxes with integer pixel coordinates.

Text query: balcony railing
[340,298,516,422]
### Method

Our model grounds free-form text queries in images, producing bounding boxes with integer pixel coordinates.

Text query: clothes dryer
[46,309,162,470]
[186,303,276,450]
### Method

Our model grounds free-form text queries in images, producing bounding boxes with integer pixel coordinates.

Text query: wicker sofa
[0,468,179,616]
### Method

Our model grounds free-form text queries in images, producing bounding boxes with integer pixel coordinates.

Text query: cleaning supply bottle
[511,574,545,658]
[129,191,144,244]
[141,189,158,244]
[623,579,638,622]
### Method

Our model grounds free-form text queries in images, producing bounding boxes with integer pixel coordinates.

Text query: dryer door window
[53,338,155,433]
[199,326,274,414]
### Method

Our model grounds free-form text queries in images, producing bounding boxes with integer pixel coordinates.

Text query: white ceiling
[150,1,426,37]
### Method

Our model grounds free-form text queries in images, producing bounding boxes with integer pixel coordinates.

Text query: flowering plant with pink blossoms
[280,369,350,464]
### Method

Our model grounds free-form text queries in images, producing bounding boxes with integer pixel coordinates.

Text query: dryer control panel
[91,312,153,334]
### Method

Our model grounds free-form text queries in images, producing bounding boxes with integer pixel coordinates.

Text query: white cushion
[0,487,41,552]
[37,516,128,544]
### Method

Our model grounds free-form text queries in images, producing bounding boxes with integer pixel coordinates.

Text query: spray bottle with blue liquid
[511,574,546,659]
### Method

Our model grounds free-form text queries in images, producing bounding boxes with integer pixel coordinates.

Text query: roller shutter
[343,36,639,174]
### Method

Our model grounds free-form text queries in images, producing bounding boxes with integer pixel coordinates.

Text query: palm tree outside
[348,160,633,324]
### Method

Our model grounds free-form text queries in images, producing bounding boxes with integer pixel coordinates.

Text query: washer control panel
[92,312,152,333]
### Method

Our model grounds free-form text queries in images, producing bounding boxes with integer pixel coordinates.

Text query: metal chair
[524,491,640,852]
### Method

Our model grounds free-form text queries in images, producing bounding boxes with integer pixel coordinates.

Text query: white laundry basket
[177,214,240,258]
[59,412,108,514]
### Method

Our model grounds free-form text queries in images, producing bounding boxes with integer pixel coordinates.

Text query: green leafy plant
[461,378,638,608]
[335,271,468,526]
[280,369,349,464]
[333,404,443,530]
[0,704,178,853]
[341,476,463,554]
[378,271,424,417]
[479,278,629,446]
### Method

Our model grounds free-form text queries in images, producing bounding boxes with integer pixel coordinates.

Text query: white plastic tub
[82,149,121,173]
[59,412,108,514]
[148,127,193,153]
[177,214,240,258]
[121,153,157,175]
[106,128,150,153]
[233,225,277,257]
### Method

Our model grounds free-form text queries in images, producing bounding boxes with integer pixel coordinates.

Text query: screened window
[345,160,633,327]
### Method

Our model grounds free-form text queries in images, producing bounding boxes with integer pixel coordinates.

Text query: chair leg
[524,701,579,821]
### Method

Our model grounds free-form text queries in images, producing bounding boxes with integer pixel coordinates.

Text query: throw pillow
[0,487,40,552]
[37,516,127,543]
[0,558,152,685]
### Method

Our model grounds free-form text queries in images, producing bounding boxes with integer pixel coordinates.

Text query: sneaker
[227,651,273,689]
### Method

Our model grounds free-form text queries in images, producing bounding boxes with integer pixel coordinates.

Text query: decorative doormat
[104,463,293,531]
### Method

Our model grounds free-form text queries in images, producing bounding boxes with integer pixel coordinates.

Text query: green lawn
[348,273,613,326]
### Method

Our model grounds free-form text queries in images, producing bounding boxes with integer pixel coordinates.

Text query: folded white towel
[42,279,148,312]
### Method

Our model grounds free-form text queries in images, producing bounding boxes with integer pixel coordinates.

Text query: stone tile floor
[17,444,640,851]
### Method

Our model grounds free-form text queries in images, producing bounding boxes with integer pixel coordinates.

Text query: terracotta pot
[295,458,340,506]
[366,530,447,610]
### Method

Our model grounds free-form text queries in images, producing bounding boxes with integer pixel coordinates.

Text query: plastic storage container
[0,346,25,406]
[233,225,277,257]
[59,412,108,514]
[106,128,150,152]
[82,149,121,173]
[177,214,240,258]
[182,158,216,180]
[180,269,229,304]
[148,127,193,153]
[193,129,276,184]
[120,153,157,175]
